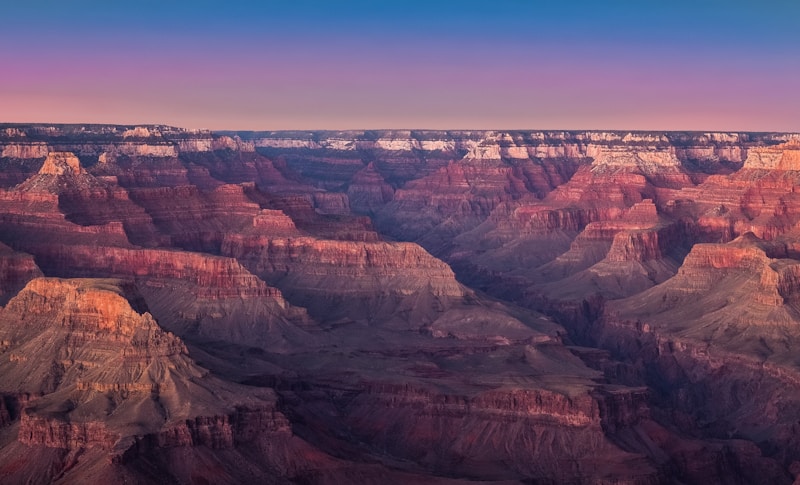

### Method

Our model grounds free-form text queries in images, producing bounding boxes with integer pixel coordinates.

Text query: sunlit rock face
[1,124,800,484]
[742,140,800,170]
[37,151,85,175]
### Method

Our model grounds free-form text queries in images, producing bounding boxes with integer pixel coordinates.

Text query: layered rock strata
[2,124,800,483]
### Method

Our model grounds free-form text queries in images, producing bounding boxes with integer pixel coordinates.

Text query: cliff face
[25,244,315,350]
[0,277,392,485]
[0,278,191,397]
[289,380,656,482]
[742,140,800,170]
[3,124,800,483]
[221,235,468,323]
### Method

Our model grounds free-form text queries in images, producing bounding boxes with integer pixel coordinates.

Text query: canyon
[1,125,800,483]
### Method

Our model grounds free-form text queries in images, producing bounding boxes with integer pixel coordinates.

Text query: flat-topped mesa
[224,237,461,285]
[590,146,684,175]
[512,206,608,233]
[680,241,771,272]
[174,134,256,153]
[670,240,789,305]
[742,140,800,170]
[624,198,659,222]
[535,200,669,274]
[251,209,299,235]
[606,230,663,263]
[576,199,660,233]
[38,151,85,175]
[221,236,467,320]
[580,201,666,262]
[21,245,314,348]
[97,143,178,163]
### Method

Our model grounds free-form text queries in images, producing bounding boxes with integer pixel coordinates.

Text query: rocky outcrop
[743,140,800,170]
[311,191,351,215]
[18,414,118,450]
[34,151,86,176]
[251,208,299,235]
[222,235,466,322]
[0,278,187,380]
[278,333,670,484]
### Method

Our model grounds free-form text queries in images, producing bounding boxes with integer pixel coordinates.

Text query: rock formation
[2,124,800,483]
[0,277,282,482]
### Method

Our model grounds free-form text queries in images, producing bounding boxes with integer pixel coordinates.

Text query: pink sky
[2,1,798,131]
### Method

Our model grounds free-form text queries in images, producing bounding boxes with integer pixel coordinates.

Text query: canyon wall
[1,124,800,483]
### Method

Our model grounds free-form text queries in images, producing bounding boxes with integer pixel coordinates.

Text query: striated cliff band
[2,124,800,483]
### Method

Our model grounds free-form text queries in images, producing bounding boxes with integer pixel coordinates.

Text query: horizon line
[1,121,799,135]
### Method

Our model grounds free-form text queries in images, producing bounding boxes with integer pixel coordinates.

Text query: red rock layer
[244,186,381,241]
[304,383,647,481]
[0,187,133,248]
[125,183,264,251]
[375,155,581,247]
[222,235,466,321]
[25,245,314,347]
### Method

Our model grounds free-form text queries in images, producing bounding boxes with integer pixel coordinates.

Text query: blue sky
[2,1,798,130]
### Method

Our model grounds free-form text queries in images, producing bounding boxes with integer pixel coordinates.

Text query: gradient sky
[2,0,799,131]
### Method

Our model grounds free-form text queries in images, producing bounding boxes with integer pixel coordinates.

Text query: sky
[1,0,799,131]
